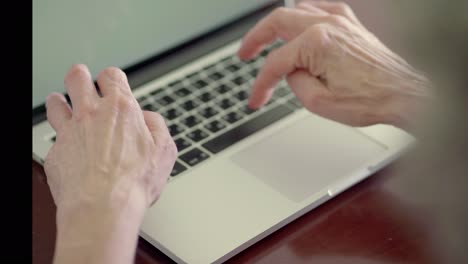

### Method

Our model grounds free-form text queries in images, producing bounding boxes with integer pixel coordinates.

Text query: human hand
[44,65,177,217]
[238,1,430,128]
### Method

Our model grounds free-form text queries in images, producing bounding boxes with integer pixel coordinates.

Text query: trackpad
[230,115,386,202]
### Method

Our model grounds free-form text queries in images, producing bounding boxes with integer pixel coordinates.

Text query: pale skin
[44,1,430,264]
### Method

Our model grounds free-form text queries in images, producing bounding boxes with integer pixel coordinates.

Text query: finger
[96,67,133,98]
[286,70,332,114]
[46,92,72,132]
[64,64,99,113]
[142,111,171,144]
[238,7,327,60]
[248,25,330,109]
[306,1,363,27]
[287,70,368,126]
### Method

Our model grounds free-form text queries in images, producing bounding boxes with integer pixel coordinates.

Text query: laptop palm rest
[230,114,386,202]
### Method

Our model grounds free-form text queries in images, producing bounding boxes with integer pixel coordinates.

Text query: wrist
[381,74,432,132]
[54,186,147,264]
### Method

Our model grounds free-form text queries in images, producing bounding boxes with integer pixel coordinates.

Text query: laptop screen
[33,0,275,109]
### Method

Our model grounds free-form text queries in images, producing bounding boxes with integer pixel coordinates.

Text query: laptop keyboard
[50,42,304,178]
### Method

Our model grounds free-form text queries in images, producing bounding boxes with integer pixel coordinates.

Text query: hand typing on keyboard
[238,1,431,130]
[44,65,177,264]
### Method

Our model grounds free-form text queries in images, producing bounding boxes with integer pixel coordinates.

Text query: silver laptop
[33,0,414,263]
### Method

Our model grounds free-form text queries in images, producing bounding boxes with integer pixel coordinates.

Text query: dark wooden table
[33,155,465,264]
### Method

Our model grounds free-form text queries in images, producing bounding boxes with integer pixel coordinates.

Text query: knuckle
[335,2,351,12]
[305,24,331,49]
[65,64,89,83]
[272,6,288,18]
[327,14,348,26]
[115,96,135,111]
[103,67,127,82]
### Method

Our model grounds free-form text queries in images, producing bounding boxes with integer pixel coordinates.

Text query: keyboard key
[169,124,185,137]
[181,100,200,111]
[182,115,202,128]
[198,91,215,102]
[162,108,183,120]
[209,72,224,80]
[204,120,226,133]
[202,105,293,154]
[239,105,257,115]
[180,148,210,167]
[274,87,290,98]
[249,68,259,77]
[231,76,247,85]
[222,111,244,124]
[226,64,240,72]
[234,90,249,101]
[174,138,192,152]
[193,79,208,89]
[170,161,187,177]
[199,106,218,118]
[186,129,209,142]
[150,88,165,96]
[137,95,147,104]
[168,80,182,87]
[217,98,236,110]
[51,136,56,142]
[175,87,191,97]
[215,84,231,94]
[142,103,158,112]
[174,137,191,152]
[287,97,303,109]
[157,95,175,106]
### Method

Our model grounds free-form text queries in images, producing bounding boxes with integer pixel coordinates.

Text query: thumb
[286,70,332,114]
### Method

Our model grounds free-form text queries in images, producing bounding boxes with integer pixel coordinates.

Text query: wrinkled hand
[239,1,430,128]
[44,65,177,215]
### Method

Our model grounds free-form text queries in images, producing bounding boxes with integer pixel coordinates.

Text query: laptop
[33,0,414,263]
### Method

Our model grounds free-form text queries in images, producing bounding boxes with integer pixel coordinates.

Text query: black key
[199,106,218,118]
[202,105,293,154]
[192,79,208,89]
[150,88,165,96]
[204,120,226,133]
[215,84,231,94]
[180,148,210,167]
[51,136,56,142]
[175,87,191,97]
[182,115,202,128]
[249,68,259,77]
[234,90,249,101]
[223,111,244,124]
[217,98,236,110]
[231,76,247,85]
[187,71,200,79]
[274,86,290,97]
[203,63,217,72]
[226,64,240,72]
[198,91,215,102]
[209,72,224,81]
[162,108,183,120]
[169,124,185,137]
[137,95,147,104]
[287,97,303,109]
[168,80,182,87]
[186,129,209,142]
[180,100,200,111]
[220,55,232,63]
[174,137,191,152]
[170,161,187,177]
[157,95,175,106]
[239,105,257,115]
[142,103,158,112]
